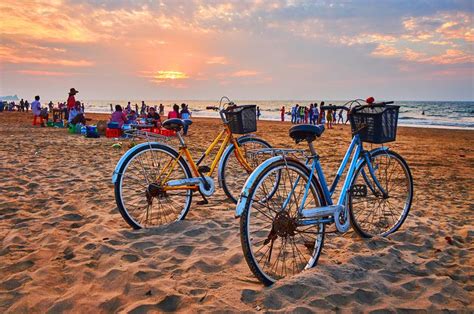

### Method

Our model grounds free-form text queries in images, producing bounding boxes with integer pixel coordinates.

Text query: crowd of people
[3,92,351,134]
[282,102,348,129]
[109,102,192,135]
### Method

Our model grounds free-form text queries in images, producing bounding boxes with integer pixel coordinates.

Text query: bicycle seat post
[176,131,186,147]
[307,140,317,158]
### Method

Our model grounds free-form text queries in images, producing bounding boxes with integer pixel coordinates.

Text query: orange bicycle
[112,97,271,229]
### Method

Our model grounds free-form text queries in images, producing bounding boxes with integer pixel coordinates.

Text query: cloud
[206,56,229,65]
[0,46,93,67]
[231,70,259,77]
[371,44,399,57]
[16,70,77,76]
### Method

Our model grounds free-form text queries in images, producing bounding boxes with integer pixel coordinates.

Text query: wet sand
[0,111,473,312]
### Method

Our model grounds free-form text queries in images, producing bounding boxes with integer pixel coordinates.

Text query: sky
[0,0,473,101]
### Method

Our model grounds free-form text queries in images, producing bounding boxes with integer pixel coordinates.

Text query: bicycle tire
[240,158,326,285]
[220,137,271,203]
[349,149,413,238]
[114,143,193,229]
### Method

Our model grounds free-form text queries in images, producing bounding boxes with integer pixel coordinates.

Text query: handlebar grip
[371,101,394,107]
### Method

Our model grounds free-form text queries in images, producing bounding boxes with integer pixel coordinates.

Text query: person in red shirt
[167,104,181,119]
[66,88,78,120]
[280,106,285,122]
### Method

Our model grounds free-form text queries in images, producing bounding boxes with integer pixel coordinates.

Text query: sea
[81,99,474,130]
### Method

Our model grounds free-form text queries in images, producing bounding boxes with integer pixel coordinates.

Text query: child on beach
[280,106,285,122]
[327,108,333,129]
[256,106,261,120]
[31,95,44,127]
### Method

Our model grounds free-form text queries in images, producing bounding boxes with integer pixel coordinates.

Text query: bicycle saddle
[162,119,192,131]
[289,124,325,143]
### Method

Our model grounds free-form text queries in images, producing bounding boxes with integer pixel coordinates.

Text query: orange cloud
[206,56,229,65]
[0,46,93,67]
[16,70,76,76]
[371,44,399,57]
[428,49,474,65]
[231,70,259,77]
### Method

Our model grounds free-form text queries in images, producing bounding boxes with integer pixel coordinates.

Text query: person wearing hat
[66,88,78,120]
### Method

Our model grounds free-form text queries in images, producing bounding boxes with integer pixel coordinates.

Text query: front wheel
[349,149,413,238]
[114,143,193,229]
[240,158,326,285]
[220,136,271,203]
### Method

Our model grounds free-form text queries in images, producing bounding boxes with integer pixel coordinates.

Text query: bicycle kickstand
[197,190,209,205]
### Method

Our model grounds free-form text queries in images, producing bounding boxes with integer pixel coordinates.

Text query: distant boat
[0,95,19,101]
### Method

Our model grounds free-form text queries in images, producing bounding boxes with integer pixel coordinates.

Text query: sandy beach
[0,111,473,312]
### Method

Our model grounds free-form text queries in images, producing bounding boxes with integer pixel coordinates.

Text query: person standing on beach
[31,95,44,126]
[159,103,164,116]
[327,107,333,129]
[256,106,261,120]
[20,99,25,112]
[140,101,146,115]
[67,88,78,120]
[291,105,297,124]
[318,101,325,124]
[337,109,344,124]
[25,100,29,112]
[280,106,285,122]
[312,104,319,125]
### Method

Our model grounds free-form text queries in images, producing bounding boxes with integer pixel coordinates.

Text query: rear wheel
[349,150,413,237]
[220,137,271,203]
[114,143,193,229]
[240,158,326,285]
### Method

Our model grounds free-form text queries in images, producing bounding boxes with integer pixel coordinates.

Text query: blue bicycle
[235,98,413,285]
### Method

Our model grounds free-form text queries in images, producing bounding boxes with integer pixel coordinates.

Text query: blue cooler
[86,125,99,138]
[107,122,120,129]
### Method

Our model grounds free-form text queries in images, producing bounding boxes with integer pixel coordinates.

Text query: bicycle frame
[235,134,389,221]
[161,124,252,192]
[295,134,389,225]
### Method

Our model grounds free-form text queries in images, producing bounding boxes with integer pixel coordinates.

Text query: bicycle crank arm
[300,205,343,218]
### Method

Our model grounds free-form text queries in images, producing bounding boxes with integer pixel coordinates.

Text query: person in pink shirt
[167,104,181,119]
[110,105,128,127]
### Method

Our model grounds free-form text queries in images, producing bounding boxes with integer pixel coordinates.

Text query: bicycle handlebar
[352,101,395,113]
[320,105,349,111]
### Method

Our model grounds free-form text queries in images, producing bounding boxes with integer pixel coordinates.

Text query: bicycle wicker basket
[224,105,257,134]
[350,105,399,143]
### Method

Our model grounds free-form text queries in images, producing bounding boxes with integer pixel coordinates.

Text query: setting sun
[155,71,188,80]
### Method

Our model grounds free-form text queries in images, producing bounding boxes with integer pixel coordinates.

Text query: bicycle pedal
[198,166,211,173]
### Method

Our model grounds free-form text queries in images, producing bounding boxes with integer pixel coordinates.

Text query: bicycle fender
[235,155,284,218]
[217,135,255,188]
[111,142,175,184]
